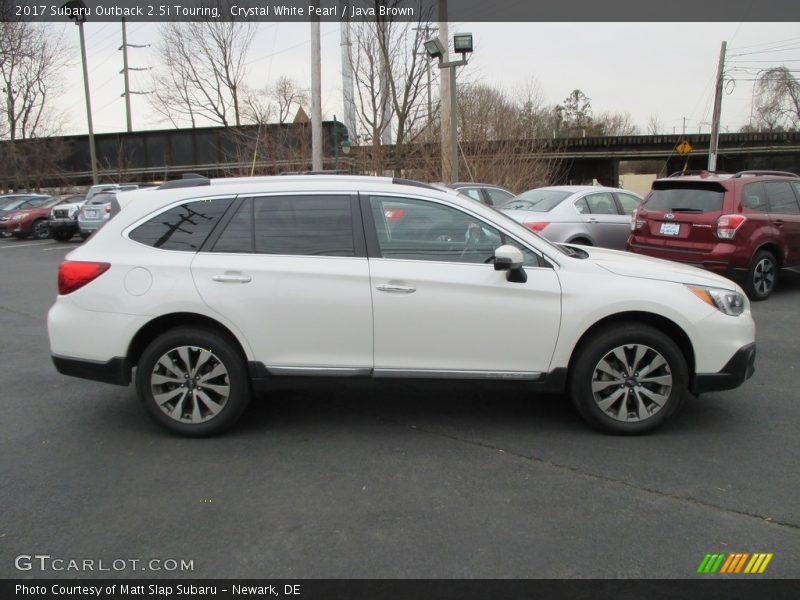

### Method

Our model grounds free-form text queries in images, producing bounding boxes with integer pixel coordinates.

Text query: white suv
[47,175,756,436]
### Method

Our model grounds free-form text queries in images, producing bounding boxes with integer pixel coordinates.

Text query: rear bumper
[627,240,751,277]
[691,342,756,394]
[52,354,131,386]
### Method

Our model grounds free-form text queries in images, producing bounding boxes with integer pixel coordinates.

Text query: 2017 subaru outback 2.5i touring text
[48,175,756,436]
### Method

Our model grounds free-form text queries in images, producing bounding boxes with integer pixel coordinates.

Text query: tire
[31,219,50,240]
[52,229,73,242]
[135,327,251,436]
[568,322,688,435]
[79,232,91,240]
[743,249,778,301]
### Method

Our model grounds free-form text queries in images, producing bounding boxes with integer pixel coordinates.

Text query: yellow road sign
[676,140,693,155]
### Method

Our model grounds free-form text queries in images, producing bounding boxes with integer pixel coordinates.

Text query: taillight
[104,205,111,214]
[716,214,747,240]
[58,261,110,295]
[384,208,405,221]
[524,222,549,232]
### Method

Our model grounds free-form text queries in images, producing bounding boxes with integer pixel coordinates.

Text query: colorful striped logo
[696,552,773,574]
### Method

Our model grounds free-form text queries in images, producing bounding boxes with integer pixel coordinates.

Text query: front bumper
[691,342,756,394]
[49,219,78,233]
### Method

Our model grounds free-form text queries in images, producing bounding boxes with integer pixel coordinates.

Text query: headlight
[12,213,28,221]
[687,285,746,316]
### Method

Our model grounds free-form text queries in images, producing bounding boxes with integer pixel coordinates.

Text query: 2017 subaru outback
[48,175,756,436]
[627,170,800,300]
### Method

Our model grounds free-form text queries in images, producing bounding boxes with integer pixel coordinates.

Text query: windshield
[483,198,573,257]
[17,197,53,209]
[500,189,572,212]
[644,183,725,212]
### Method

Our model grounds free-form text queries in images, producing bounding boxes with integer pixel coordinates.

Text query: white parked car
[48,175,756,436]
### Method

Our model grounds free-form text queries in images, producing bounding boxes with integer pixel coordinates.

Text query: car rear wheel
[744,249,777,301]
[31,219,50,240]
[135,327,251,436]
[569,323,687,434]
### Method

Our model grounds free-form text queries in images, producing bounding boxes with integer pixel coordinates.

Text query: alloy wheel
[591,344,673,423]
[753,257,775,296]
[150,346,230,424]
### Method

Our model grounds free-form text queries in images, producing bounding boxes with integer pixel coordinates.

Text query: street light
[424,33,473,182]
[62,0,98,185]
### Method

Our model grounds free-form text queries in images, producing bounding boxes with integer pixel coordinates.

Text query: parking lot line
[42,244,77,251]
[0,241,52,249]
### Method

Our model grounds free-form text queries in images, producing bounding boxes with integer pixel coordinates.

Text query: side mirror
[494,245,527,283]
[494,245,523,271]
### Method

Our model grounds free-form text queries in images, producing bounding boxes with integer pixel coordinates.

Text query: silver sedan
[499,185,643,250]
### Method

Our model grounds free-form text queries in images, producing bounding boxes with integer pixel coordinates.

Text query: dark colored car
[627,170,800,300]
[0,194,55,239]
[439,182,515,207]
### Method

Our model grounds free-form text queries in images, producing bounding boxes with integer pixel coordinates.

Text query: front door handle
[376,283,416,294]
[212,272,252,284]
[587,217,598,223]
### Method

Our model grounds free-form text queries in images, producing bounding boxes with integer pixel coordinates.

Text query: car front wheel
[569,323,687,434]
[51,229,73,242]
[31,219,50,239]
[135,327,251,436]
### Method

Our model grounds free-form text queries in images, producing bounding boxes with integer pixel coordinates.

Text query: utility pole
[119,17,150,133]
[708,41,727,172]
[77,17,98,184]
[121,18,132,132]
[310,8,323,171]
[339,10,357,141]
[438,2,452,181]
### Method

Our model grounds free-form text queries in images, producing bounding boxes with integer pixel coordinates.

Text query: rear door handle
[376,283,416,294]
[774,219,784,228]
[212,273,252,284]
[587,217,598,223]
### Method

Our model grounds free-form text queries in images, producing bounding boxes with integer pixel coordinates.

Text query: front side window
[369,195,541,266]
[212,195,355,257]
[130,197,233,251]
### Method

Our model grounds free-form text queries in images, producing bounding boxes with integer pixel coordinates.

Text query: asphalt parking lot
[1,235,799,579]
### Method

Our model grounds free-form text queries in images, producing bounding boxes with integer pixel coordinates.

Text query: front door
[365,194,562,377]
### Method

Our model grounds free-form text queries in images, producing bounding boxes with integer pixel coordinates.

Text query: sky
[49,21,800,138]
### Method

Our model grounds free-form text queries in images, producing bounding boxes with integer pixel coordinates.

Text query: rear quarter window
[129,197,233,251]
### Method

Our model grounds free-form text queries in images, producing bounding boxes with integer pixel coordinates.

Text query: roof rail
[391,177,439,190]
[278,170,351,175]
[667,170,729,178]
[157,173,210,190]
[732,170,799,178]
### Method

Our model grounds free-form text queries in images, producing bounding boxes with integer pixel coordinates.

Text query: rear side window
[213,195,355,257]
[645,183,725,213]
[130,198,233,251]
[585,192,619,215]
[764,181,800,215]
[742,182,768,212]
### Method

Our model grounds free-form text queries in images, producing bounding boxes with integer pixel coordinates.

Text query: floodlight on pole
[424,38,445,59]
[425,33,473,183]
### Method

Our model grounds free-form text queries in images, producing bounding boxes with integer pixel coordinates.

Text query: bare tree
[750,67,800,131]
[348,2,434,172]
[646,113,664,135]
[271,76,308,124]
[149,19,256,127]
[594,110,640,136]
[0,20,70,140]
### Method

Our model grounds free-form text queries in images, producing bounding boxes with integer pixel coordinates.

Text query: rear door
[583,191,630,249]
[191,193,374,373]
[765,180,800,267]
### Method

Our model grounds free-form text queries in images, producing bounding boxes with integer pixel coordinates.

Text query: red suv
[627,170,800,300]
